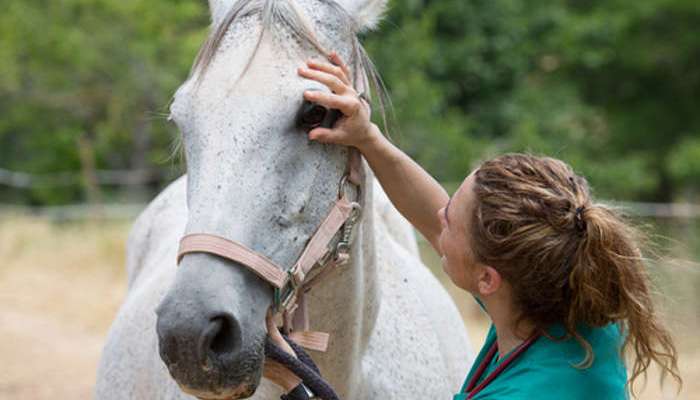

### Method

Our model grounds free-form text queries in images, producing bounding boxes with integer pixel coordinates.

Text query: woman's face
[437,171,481,292]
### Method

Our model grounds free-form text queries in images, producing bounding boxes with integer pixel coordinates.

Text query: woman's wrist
[356,123,384,155]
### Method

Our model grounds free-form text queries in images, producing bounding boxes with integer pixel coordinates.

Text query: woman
[272,53,681,399]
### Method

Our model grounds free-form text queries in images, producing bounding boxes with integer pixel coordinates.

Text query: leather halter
[176,147,364,351]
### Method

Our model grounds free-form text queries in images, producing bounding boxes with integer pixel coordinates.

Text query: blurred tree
[365,0,700,201]
[1,0,698,205]
[0,0,208,204]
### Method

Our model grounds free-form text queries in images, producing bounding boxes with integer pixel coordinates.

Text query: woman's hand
[298,52,379,151]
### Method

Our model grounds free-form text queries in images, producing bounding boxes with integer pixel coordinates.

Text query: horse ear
[208,0,236,26]
[336,0,389,32]
[207,1,389,32]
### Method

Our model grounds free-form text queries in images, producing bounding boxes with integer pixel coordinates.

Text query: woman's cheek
[438,230,447,256]
[443,256,461,285]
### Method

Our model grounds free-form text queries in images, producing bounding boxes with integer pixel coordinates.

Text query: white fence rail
[0,167,174,188]
[1,168,698,220]
[609,201,700,219]
[0,203,147,221]
[1,201,699,222]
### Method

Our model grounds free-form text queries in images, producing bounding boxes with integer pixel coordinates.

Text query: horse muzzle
[156,293,266,399]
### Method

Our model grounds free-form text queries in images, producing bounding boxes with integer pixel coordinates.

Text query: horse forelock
[166,0,392,169]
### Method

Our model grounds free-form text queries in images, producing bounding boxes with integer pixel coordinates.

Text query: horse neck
[307,165,379,393]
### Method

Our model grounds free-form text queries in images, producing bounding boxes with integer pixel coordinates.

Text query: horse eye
[298,101,328,130]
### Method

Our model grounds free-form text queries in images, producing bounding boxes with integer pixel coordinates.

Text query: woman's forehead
[451,172,477,222]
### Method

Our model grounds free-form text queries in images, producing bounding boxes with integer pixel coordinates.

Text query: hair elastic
[574,206,587,233]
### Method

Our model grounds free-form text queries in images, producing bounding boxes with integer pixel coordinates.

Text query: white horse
[95,0,473,399]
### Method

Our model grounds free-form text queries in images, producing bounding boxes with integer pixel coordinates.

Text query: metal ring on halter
[338,174,362,201]
[338,175,348,199]
[337,174,351,199]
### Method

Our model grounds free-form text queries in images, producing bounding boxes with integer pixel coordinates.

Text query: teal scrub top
[454,319,628,399]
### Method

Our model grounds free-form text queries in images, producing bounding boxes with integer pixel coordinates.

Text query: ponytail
[568,205,680,394]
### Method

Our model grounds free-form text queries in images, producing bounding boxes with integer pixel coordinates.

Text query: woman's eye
[298,101,328,130]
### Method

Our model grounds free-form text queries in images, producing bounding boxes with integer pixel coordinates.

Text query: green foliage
[0,0,208,204]
[1,0,698,204]
[668,136,700,198]
[365,0,700,201]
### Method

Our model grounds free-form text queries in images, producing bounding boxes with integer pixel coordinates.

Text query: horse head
[154,0,387,398]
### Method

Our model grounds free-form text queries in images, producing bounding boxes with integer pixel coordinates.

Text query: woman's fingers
[297,53,374,149]
[308,127,335,142]
[298,67,347,94]
[329,52,352,82]
[303,90,359,116]
[307,59,351,86]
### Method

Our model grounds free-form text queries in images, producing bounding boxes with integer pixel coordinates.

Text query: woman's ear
[334,0,389,32]
[476,265,503,297]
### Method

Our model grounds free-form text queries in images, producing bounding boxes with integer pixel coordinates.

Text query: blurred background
[0,0,698,398]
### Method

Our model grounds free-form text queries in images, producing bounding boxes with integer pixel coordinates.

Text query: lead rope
[265,330,341,400]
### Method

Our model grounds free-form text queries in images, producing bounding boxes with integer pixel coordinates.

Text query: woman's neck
[482,295,535,359]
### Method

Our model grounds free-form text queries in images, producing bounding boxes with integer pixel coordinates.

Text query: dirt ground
[0,216,698,399]
[0,217,128,399]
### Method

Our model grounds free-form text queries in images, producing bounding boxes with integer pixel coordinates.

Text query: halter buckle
[273,264,305,312]
[274,285,298,314]
[333,202,362,265]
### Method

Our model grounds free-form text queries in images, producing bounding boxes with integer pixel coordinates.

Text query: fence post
[77,135,103,217]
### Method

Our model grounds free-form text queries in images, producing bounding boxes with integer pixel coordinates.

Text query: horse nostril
[159,334,180,366]
[198,315,241,365]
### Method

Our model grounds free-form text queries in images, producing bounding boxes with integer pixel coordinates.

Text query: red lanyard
[464,332,540,399]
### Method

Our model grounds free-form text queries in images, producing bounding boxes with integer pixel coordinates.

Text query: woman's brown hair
[470,153,680,396]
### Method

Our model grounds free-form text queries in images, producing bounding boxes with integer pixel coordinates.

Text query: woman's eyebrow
[445,196,452,225]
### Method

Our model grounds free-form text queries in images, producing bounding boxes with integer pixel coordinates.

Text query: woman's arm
[359,125,448,253]
[298,54,447,254]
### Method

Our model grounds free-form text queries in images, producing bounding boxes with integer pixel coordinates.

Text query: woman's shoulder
[518,323,628,399]
[534,323,625,365]
[466,324,627,400]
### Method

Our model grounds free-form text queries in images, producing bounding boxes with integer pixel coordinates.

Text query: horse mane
[189,0,391,131]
